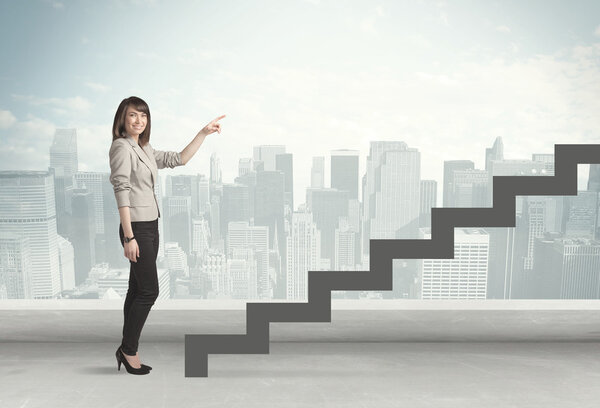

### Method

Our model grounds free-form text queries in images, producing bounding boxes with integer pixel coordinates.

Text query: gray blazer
[109,134,184,221]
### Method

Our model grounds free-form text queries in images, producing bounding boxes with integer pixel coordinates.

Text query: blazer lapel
[124,135,157,186]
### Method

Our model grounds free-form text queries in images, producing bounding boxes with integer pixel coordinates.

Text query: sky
[1,0,600,206]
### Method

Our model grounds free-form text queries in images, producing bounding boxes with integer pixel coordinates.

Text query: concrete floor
[2,341,600,408]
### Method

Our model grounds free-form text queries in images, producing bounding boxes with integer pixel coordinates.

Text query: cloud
[11,94,93,115]
[0,110,17,129]
[0,115,57,171]
[41,0,64,9]
[187,41,600,204]
[85,81,110,93]
[496,25,511,34]
[595,25,600,36]
[359,6,386,35]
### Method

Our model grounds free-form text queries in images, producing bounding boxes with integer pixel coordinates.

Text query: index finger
[213,114,226,122]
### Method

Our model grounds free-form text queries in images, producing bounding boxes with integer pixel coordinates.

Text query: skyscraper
[286,209,321,300]
[369,147,421,240]
[227,221,269,298]
[532,153,555,176]
[0,233,32,299]
[443,160,474,207]
[74,172,105,234]
[71,188,96,285]
[0,171,61,298]
[588,164,600,192]
[362,141,420,258]
[163,196,192,255]
[306,187,350,269]
[220,183,251,243]
[238,158,253,177]
[485,136,503,171]
[275,153,294,211]
[451,169,488,207]
[253,145,286,171]
[564,192,598,239]
[49,129,78,235]
[311,156,325,188]
[419,228,489,300]
[419,180,437,228]
[254,170,285,257]
[533,237,600,299]
[331,149,359,200]
[210,153,222,184]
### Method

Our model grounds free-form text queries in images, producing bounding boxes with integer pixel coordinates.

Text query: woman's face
[124,106,147,137]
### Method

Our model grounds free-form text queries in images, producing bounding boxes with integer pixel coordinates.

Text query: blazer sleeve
[149,142,184,169]
[108,141,132,208]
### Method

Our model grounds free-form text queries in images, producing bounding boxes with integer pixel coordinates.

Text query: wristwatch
[124,235,136,243]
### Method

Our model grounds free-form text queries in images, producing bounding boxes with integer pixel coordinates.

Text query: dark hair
[112,96,151,146]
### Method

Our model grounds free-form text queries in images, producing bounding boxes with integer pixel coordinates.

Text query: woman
[109,96,224,375]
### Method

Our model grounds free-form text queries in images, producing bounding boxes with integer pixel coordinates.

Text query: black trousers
[118,218,159,356]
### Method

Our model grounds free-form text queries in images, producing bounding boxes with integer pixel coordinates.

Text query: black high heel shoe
[116,346,150,375]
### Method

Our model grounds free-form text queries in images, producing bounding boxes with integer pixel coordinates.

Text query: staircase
[184,144,600,377]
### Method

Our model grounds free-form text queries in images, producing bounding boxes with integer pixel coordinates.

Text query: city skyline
[1,1,600,204]
[2,128,600,302]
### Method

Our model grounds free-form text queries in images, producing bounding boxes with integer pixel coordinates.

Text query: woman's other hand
[200,115,226,136]
[124,240,139,263]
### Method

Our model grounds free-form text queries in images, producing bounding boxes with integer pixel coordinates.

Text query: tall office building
[197,174,210,215]
[235,170,257,221]
[162,196,192,255]
[49,129,78,235]
[192,216,211,257]
[209,196,222,249]
[564,192,598,239]
[311,156,325,188]
[369,146,421,240]
[255,171,285,257]
[228,251,258,299]
[334,217,355,270]
[220,183,251,243]
[0,171,61,298]
[57,235,75,292]
[306,188,350,269]
[164,242,189,277]
[210,153,222,184]
[419,180,437,228]
[485,227,516,299]
[362,141,420,257]
[166,174,203,218]
[451,169,488,208]
[202,251,228,297]
[74,172,105,235]
[227,221,270,298]
[331,149,359,200]
[532,154,555,176]
[253,145,286,172]
[520,196,564,272]
[443,160,474,207]
[588,164,600,192]
[0,233,32,299]
[419,228,489,300]
[71,188,96,286]
[286,209,321,300]
[533,237,600,299]
[485,136,504,171]
[238,158,254,177]
[276,153,294,211]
